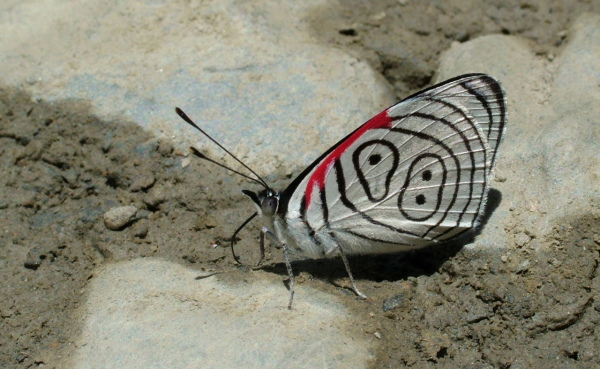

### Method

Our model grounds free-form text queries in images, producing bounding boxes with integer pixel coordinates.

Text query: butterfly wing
[278,74,506,257]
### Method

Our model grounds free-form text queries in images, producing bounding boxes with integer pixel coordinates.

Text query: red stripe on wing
[304,109,393,209]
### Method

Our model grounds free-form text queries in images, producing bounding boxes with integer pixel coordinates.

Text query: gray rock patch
[68,258,374,369]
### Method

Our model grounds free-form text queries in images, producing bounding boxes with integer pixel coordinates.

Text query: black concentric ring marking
[296,75,505,247]
[388,126,461,236]
[408,100,487,233]
[391,108,486,238]
[334,124,462,238]
[461,81,495,139]
[461,77,506,169]
[351,139,399,203]
[398,153,447,222]
[334,159,421,238]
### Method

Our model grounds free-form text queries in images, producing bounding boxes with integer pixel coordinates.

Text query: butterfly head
[242,189,280,218]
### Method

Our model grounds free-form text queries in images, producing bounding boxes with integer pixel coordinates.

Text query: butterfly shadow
[262,189,503,287]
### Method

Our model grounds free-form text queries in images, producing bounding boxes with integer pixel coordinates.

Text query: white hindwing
[278,74,506,258]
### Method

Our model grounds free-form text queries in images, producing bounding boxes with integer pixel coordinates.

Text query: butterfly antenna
[188,147,264,187]
[175,107,271,190]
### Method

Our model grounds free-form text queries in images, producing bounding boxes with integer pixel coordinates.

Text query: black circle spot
[368,154,381,165]
[416,194,426,205]
[422,170,432,181]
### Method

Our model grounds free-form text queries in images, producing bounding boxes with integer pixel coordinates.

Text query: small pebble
[158,140,174,156]
[133,220,149,238]
[382,294,407,312]
[515,232,531,247]
[137,209,151,219]
[20,193,37,208]
[0,199,9,209]
[61,169,80,189]
[130,174,156,192]
[104,206,138,230]
[24,247,44,270]
[195,213,218,230]
[515,260,530,274]
[143,187,166,208]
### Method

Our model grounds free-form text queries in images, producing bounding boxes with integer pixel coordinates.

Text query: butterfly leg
[261,227,295,309]
[255,229,266,267]
[282,242,295,309]
[337,244,367,300]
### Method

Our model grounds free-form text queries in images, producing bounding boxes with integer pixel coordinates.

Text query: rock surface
[1,2,599,369]
[439,14,600,250]
[0,0,395,172]
[66,14,600,368]
[68,259,374,369]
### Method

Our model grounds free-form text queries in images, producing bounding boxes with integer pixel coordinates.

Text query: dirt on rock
[2,1,600,368]
[311,0,600,97]
[0,90,241,367]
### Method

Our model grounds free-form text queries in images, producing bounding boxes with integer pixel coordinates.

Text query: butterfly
[176,73,507,309]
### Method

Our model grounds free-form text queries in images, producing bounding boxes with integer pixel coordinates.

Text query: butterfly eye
[261,196,278,217]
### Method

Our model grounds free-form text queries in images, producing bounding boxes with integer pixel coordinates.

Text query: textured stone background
[1,1,599,368]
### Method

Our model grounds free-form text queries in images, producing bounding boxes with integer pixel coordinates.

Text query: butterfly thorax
[241,187,328,258]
